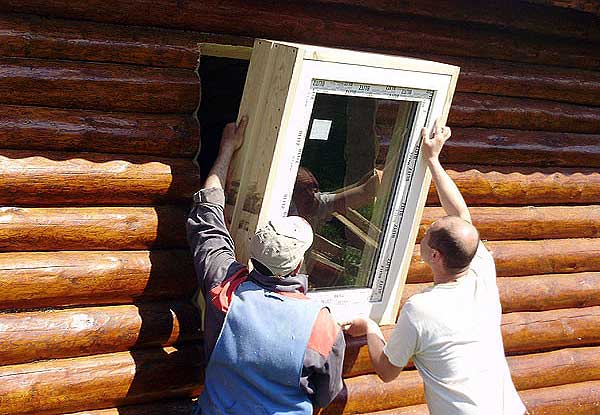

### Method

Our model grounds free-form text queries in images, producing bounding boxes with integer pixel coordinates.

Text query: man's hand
[420,118,470,222]
[203,116,249,191]
[220,116,248,153]
[421,118,451,164]
[342,315,378,337]
[342,315,403,382]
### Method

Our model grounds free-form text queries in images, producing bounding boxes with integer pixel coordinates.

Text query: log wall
[0,2,598,414]
[0,8,204,415]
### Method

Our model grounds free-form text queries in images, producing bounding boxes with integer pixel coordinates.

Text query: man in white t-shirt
[344,119,526,415]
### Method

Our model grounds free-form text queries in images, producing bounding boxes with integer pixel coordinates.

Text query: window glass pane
[289,92,419,290]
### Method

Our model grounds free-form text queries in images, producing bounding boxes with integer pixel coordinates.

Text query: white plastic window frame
[261,59,453,323]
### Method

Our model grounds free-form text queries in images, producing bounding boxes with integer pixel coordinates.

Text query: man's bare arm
[421,119,471,223]
[343,316,402,383]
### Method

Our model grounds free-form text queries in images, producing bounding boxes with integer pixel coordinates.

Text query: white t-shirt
[384,242,525,415]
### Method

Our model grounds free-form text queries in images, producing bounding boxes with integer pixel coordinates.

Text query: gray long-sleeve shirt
[186,187,345,408]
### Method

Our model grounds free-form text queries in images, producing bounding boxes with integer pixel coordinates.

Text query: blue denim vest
[195,280,322,415]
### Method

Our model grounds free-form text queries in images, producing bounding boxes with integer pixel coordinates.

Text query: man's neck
[433,267,469,285]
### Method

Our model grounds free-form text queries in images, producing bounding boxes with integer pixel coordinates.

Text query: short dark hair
[427,225,479,271]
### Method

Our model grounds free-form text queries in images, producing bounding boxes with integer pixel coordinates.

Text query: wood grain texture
[328,347,600,413]
[0,250,196,311]
[440,128,600,168]
[0,13,200,68]
[501,306,600,354]
[446,55,600,106]
[0,58,198,113]
[408,239,600,283]
[0,206,188,251]
[0,149,199,206]
[426,165,600,206]
[308,0,600,42]
[523,0,600,16]
[497,273,600,313]
[366,379,600,414]
[0,346,203,415]
[450,93,600,133]
[510,347,600,391]
[0,105,199,157]
[403,272,600,313]
[62,399,194,415]
[322,370,424,414]
[520,379,600,415]
[1,1,599,70]
[419,206,600,241]
[0,302,201,366]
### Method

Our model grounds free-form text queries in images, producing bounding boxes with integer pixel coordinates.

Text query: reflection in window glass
[289,93,418,290]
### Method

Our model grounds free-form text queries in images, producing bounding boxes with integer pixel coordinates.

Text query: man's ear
[430,248,442,264]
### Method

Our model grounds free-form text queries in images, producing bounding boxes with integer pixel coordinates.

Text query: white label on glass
[309,119,332,141]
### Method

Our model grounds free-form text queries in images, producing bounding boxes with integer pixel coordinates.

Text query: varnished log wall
[0,8,203,415]
[0,1,599,414]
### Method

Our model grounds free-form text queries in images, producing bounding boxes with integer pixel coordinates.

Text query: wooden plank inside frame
[199,39,459,324]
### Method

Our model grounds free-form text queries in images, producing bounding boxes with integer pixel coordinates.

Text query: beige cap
[250,216,314,276]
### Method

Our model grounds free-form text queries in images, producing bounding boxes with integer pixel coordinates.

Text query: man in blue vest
[187,117,346,415]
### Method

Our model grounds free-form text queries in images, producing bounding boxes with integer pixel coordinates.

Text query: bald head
[427,216,480,272]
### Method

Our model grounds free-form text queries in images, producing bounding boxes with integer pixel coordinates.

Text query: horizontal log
[0,346,203,415]
[450,93,600,133]
[524,0,600,16]
[520,379,600,415]
[0,250,196,311]
[366,405,428,415]
[498,273,600,313]
[426,165,600,206]
[448,56,600,107]
[0,302,201,366]
[510,347,600,391]
[329,347,600,413]
[419,206,600,241]
[502,306,600,354]
[466,64,600,105]
[490,239,600,278]
[344,305,600,378]
[322,370,424,414]
[408,239,600,283]
[0,149,199,206]
[0,206,188,251]
[0,105,198,157]
[0,58,198,113]
[62,399,194,415]
[440,128,600,168]
[403,272,600,313]
[0,13,199,68]
[2,1,600,70]
[367,379,600,414]
[310,0,600,42]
